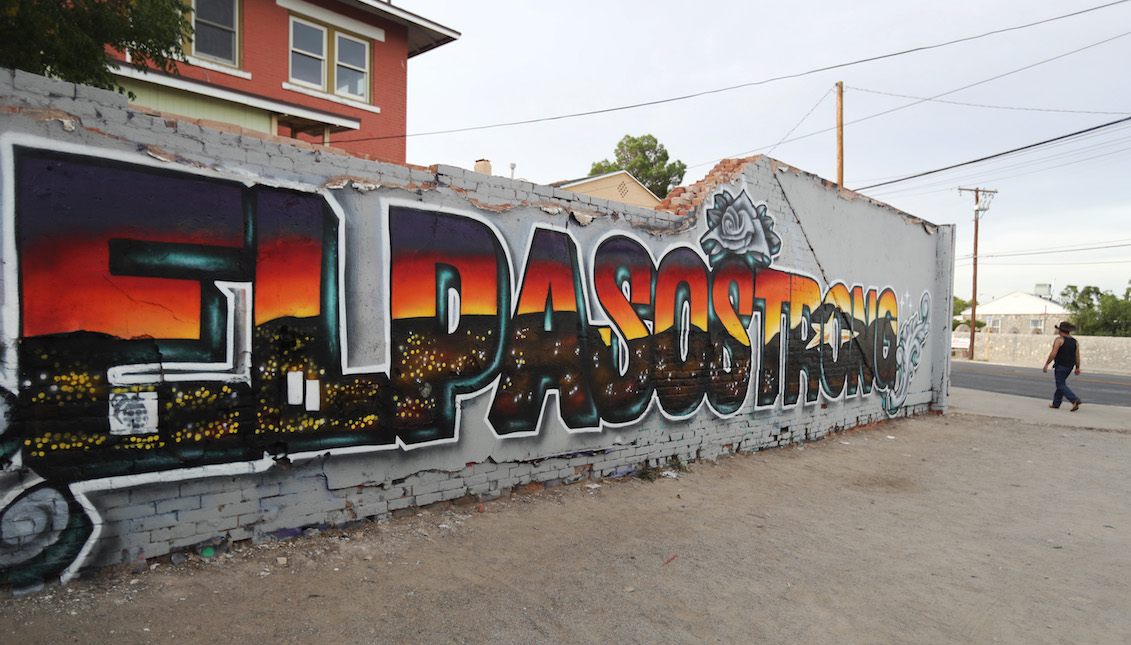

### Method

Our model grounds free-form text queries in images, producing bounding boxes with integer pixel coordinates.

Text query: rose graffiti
[699,190,782,270]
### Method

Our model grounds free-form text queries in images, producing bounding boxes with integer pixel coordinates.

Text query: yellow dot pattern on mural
[24,432,108,457]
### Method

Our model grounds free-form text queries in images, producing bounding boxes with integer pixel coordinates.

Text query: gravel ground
[2,411,1129,644]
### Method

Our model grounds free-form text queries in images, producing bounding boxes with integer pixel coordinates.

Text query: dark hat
[1055,321,1076,333]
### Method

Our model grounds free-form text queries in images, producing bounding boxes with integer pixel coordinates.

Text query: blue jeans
[1052,365,1079,407]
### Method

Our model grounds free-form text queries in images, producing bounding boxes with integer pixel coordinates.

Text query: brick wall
[124,0,412,160]
[0,68,955,592]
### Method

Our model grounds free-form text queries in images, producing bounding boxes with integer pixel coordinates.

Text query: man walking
[1043,321,1082,411]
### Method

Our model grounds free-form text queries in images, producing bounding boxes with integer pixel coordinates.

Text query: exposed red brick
[655,156,761,218]
[514,482,544,495]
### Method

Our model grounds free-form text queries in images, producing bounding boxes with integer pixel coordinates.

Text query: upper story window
[290,18,326,88]
[335,34,369,101]
[289,16,370,103]
[193,0,238,65]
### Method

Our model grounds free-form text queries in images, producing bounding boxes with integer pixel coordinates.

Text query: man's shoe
[1071,400,1081,412]
[1049,404,1059,409]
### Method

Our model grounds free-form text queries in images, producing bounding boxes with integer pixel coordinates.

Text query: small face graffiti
[109,392,156,434]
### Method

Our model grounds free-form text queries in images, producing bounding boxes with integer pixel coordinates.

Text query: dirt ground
[2,411,1129,644]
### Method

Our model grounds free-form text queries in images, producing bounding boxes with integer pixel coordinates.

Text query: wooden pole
[959,186,995,360]
[969,190,979,359]
[836,81,844,186]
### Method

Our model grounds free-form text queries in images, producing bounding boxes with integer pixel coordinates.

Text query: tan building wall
[559,173,661,209]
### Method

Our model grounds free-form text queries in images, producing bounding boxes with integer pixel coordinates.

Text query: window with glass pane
[291,19,326,88]
[335,34,368,99]
[194,0,236,64]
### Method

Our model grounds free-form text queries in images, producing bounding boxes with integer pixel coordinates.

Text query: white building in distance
[958,290,1068,335]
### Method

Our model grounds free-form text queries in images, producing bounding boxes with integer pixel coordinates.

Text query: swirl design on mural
[0,484,71,568]
[881,292,932,416]
[699,190,781,270]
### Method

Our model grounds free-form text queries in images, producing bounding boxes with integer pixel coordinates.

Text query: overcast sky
[394,0,1131,304]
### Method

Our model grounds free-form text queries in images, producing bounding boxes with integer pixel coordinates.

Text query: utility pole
[958,187,996,360]
[836,81,844,186]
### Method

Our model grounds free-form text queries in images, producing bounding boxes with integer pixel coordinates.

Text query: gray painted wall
[0,68,954,591]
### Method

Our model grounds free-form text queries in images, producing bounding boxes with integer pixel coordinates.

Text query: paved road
[951,360,1131,407]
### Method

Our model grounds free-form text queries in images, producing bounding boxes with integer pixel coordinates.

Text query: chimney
[474,159,492,175]
[1035,283,1052,298]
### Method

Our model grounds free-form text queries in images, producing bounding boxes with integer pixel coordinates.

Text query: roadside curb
[949,387,1129,432]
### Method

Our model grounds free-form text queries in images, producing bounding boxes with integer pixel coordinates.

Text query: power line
[937,141,1131,190]
[957,258,1131,266]
[954,237,1131,261]
[853,125,1131,187]
[333,0,1130,144]
[848,86,1131,116]
[767,89,833,156]
[690,29,1131,171]
[864,128,1131,197]
[854,115,1131,191]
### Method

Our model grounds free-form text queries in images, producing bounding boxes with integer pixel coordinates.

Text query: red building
[113,0,458,162]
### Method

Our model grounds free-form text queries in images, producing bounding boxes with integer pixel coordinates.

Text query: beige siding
[118,79,274,133]
[562,174,660,208]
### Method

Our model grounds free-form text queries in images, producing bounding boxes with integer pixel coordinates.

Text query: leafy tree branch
[1059,284,1131,336]
[0,0,192,96]
[590,134,686,199]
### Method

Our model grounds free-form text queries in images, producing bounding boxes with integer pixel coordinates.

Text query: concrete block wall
[964,331,1131,373]
[0,68,954,592]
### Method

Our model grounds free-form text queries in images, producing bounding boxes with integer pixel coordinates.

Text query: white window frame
[289,16,328,91]
[192,0,239,67]
[334,32,370,102]
[1029,318,1042,329]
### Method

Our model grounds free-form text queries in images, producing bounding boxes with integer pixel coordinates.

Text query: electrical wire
[962,241,1131,260]
[691,29,1131,171]
[957,237,1131,260]
[847,86,1131,116]
[853,114,1131,191]
[864,128,1131,197]
[957,258,1131,266]
[939,141,1131,189]
[853,125,1131,188]
[332,0,1130,144]
[766,89,833,156]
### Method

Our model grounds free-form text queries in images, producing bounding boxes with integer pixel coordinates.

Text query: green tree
[0,0,191,96]
[590,134,687,199]
[1059,284,1131,337]
[950,296,986,331]
[952,296,970,317]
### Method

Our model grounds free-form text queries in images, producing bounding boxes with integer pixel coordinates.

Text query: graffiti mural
[880,292,933,415]
[0,141,934,589]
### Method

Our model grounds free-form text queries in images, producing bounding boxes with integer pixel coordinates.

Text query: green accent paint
[118,78,274,135]
[108,240,250,280]
[107,239,253,364]
[321,205,340,367]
